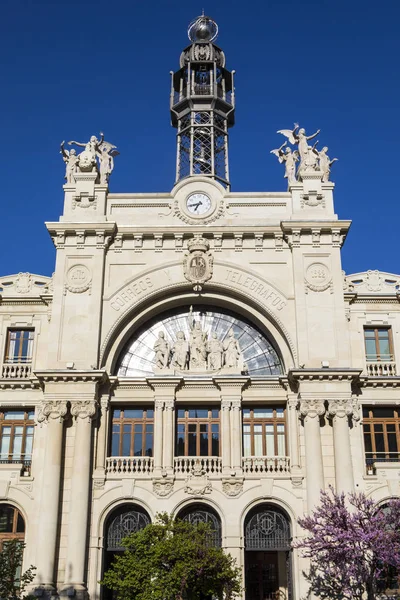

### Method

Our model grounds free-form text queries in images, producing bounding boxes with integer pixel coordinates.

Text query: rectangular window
[242,406,287,457]
[363,407,400,465]
[175,407,220,456]
[364,327,393,362]
[4,330,34,364]
[111,408,154,457]
[0,410,34,463]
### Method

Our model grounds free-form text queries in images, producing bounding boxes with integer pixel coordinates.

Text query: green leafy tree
[0,539,36,600]
[101,512,242,600]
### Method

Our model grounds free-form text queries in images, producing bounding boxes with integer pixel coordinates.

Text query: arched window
[245,505,291,551]
[0,504,25,550]
[116,306,283,378]
[106,505,151,552]
[177,504,222,547]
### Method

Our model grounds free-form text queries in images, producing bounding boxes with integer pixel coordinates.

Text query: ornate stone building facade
[0,14,399,600]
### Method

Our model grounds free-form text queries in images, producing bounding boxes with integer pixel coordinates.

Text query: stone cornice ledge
[288,368,362,384]
[359,376,400,388]
[34,369,109,384]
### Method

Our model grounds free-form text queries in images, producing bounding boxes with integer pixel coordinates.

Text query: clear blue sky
[1,0,399,277]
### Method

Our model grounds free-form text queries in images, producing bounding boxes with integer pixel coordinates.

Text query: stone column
[95,395,109,474]
[64,400,97,598]
[215,378,248,477]
[300,398,325,511]
[328,398,356,494]
[149,379,181,477]
[231,399,243,474]
[164,399,175,475]
[153,399,164,477]
[221,400,231,474]
[34,400,68,592]
[287,394,301,475]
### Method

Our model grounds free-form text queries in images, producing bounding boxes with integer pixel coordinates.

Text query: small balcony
[2,362,32,379]
[366,452,400,475]
[242,456,291,475]
[0,457,31,476]
[366,361,396,377]
[174,456,222,475]
[105,456,154,476]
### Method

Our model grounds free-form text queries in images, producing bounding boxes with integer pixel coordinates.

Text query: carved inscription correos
[110,276,153,311]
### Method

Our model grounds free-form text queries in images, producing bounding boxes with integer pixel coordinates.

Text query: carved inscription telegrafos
[224,269,287,310]
[65,264,92,294]
[305,262,332,293]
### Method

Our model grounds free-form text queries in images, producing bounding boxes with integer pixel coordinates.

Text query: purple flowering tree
[293,487,400,600]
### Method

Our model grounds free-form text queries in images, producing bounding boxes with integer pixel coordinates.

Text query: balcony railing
[2,363,32,379]
[242,456,291,474]
[174,456,222,475]
[366,361,397,376]
[366,452,400,474]
[105,456,154,475]
[0,458,31,475]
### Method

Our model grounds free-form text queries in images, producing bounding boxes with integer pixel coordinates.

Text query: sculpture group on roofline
[153,307,245,374]
[271,124,338,186]
[60,133,119,185]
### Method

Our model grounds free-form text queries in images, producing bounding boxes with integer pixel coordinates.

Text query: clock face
[186,193,212,215]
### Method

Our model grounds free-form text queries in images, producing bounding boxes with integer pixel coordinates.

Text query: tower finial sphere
[188,15,218,43]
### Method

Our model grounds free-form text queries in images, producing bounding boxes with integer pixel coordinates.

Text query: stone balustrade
[105,456,154,475]
[366,361,396,376]
[242,456,291,474]
[2,363,32,379]
[174,456,222,474]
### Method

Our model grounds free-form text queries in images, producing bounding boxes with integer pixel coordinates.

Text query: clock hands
[188,200,203,212]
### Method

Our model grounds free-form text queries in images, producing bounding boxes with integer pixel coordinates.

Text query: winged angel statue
[270,142,299,186]
[61,133,119,185]
[271,123,337,184]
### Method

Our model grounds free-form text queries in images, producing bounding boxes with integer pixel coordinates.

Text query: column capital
[299,398,325,419]
[37,400,68,423]
[155,399,165,410]
[71,399,97,421]
[100,395,110,412]
[231,398,242,410]
[328,397,360,421]
[221,399,231,410]
[164,399,175,411]
[287,393,299,410]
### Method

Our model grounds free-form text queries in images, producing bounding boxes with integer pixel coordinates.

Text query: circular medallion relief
[305,262,332,292]
[65,264,92,293]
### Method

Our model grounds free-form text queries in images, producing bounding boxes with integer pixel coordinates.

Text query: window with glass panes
[364,328,393,361]
[242,407,286,457]
[4,330,34,364]
[0,504,25,551]
[111,408,154,457]
[176,407,220,456]
[363,407,400,463]
[0,410,34,463]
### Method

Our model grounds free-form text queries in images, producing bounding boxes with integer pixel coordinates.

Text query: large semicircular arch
[101,287,296,375]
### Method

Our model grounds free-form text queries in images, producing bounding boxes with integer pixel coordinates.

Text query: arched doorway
[102,504,150,600]
[244,505,292,600]
[176,503,222,547]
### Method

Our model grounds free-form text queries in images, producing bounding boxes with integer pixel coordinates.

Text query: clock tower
[170,14,235,189]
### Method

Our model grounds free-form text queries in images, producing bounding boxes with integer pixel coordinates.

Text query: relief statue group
[271,124,338,186]
[153,307,244,373]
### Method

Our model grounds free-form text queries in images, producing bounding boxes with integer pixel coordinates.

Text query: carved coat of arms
[183,235,213,292]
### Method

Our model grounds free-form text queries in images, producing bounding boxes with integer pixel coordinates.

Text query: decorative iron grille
[245,509,291,551]
[180,508,222,547]
[106,509,150,551]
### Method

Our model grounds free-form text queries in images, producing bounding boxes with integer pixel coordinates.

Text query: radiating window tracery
[117,307,283,377]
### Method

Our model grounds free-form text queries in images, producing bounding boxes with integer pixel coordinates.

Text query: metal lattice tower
[170,15,235,189]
